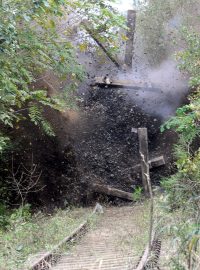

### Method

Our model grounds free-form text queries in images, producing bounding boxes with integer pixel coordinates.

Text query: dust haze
[122,59,188,120]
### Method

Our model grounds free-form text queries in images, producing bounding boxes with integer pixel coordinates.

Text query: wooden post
[137,128,154,261]
[138,128,149,196]
[124,10,136,68]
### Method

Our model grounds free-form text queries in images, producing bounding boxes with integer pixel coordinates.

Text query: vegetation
[161,29,200,268]
[0,2,126,268]
[0,205,90,270]
[2,0,200,269]
[0,0,125,149]
[138,1,200,268]
[137,0,200,268]
[0,0,126,208]
[137,0,200,66]
[0,0,83,141]
[132,186,143,201]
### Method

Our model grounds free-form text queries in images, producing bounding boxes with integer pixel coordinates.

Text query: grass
[117,196,181,264]
[0,197,177,270]
[0,207,91,270]
[122,201,150,256]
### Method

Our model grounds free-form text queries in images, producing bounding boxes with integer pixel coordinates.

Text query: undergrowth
[159,27,200,269]
[137,3,200,266]
[0,206,90,270]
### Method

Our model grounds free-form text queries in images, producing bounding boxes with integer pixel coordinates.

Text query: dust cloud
[121,59,188,120]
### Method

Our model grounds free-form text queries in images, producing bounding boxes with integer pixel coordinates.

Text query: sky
[112,0,147,11]
[113,0,134,11]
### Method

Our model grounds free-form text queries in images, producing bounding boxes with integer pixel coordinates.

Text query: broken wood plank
[149,156,165,168]
[132,155,165,171]
[94,76,153,89]
[125,10,136,68]
[92,183,133,201]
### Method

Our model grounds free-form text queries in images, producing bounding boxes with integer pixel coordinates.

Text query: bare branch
[8,155,44,206]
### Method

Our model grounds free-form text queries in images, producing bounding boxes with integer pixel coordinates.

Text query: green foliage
[161,109,200,267]
[72,0,126,55]
[176,28,200,87]
[133,186,143,201]
[0,204,31,231]
[0,207,90,270]
[0,0,81,144]
[0,136,10,154]
[161,104,200,143]
[160,23,200,269]
[0,0,125,151]
[28,105,55,136]
[0,204,9,229]
[159,207,200,269]
[137,0,200,66]
[8,204,32,228]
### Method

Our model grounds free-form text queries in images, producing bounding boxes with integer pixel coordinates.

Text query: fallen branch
[132,156,165,171]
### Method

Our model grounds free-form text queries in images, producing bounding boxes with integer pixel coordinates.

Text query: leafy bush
[133,186,143,201]
[0,0,81,146]
[0,204,9,229]
[161,26,200,269]
[137,0,200,66]
[0,207,90,270]
[0,204,32,231]
[0,0,126,203]
[0,0,125,151]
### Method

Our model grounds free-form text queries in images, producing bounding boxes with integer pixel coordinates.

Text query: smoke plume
[122,59,188,120]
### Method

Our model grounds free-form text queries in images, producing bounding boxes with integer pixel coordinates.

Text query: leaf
[79,43,88,52]
[121,34,128,41]
[23,14,31,22]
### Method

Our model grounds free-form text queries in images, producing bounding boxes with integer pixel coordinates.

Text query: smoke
[75,8,190,125]
[63,7,186,197]
[137,59,187,120]
[110,4,193,122]
[117,8,189,121]
[120,59,188,120]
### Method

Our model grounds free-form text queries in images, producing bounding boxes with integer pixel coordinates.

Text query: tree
[136,0,200,268]
[137,0,200,66]
[0,0,125,151]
